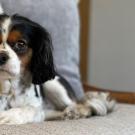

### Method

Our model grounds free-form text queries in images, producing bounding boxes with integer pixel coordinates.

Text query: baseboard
[83,84,135,104]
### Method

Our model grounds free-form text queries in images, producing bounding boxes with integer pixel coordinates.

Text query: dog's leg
[0,106,45,125]
[61,92,115,120]
[44,79,115,120]
[45,110,64,120]
[43,79,74,110]
[43,79,93,120]
[45,106,92,121]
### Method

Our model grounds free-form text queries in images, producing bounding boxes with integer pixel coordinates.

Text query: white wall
[88,0,135,92]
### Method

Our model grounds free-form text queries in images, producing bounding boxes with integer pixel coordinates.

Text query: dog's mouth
[0,69,15,79]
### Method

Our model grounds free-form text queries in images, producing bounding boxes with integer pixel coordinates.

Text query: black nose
[0,52,9,66]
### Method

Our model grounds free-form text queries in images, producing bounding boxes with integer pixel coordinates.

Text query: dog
[0,5,115,124]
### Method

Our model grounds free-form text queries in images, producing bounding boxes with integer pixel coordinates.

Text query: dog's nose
[0,52,9,65]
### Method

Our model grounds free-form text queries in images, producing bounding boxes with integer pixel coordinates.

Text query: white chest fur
[0,79,43,111]
[10,85,43,108]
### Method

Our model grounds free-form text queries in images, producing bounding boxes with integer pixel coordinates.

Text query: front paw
[0,107,37,125]
[85,92,116,116]
[62,104,92,120]
[0,111,23,125]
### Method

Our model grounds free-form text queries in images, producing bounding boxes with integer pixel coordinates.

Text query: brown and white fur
[0,5,115,125]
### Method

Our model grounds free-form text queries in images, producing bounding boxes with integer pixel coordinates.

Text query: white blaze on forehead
[1,17,11,43]
[0,16,21,78]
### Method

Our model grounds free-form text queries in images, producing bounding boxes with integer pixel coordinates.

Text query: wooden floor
[83,84,135,104]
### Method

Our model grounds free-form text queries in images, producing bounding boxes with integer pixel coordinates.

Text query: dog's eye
[16,40,26,48]
[13,39,28,54]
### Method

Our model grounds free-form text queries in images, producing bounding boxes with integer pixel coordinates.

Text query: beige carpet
[0,104,135,135]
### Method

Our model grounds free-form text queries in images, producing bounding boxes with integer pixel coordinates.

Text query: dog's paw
[0,107,39,125]
[85,92,116,116]
[0,111,22,125]
[62,103,92,120]
[62,104,80,120]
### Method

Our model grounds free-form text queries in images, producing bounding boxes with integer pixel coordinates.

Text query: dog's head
[0,14,55,84]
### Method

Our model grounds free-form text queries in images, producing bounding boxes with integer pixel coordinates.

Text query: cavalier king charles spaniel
[0,5,115,124]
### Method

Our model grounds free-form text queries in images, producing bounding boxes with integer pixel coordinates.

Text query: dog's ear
[30,25,55,84]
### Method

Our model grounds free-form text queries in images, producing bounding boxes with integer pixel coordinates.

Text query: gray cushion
[1,0,84,100]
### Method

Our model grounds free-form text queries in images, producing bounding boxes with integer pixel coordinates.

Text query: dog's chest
[11,84,43,108]
[0,81,43,111]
